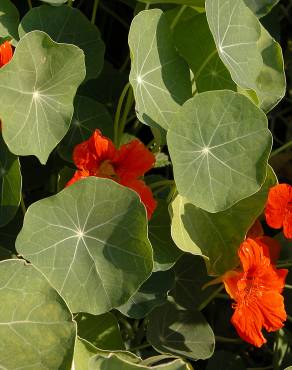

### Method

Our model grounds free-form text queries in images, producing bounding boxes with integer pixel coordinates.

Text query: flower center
[98,160,118,179]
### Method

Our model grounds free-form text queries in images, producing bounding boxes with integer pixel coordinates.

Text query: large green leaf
[149,200,181,271]
[147,301,215,360]
[129,9,192,130]
[0,0,19,44]
[0,134,21,227]
[118,270,174,319]
[19,5,104,81]
[170,166,277,275]
[244,0,280,17]
[76,312,124,350]
[206,0,285,112]
[173,12,236,93]
[167,90,272,213]
[58,96,113,162]
[0,31,85,164]
[16,177,153,314]
[74,337,98,370]
[0,259,76,369]
[89,353,191,370]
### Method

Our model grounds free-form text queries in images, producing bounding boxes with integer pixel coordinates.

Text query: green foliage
[0,0,19,44]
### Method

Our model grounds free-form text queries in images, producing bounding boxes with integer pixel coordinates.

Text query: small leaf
[167,90,272,213]
[244,0,280,17]
[19,5,105,81]
[147,301,215,360]
[129,9,191,130]
[76,312,124,350]
[206,0,285,112]
[170,166,277,275]
[118,270,174,319]
[0,134,21,227]
[0,259,76,369]
[0,0,19,45]
[0,30,85,164]
[58,96,113,162]
[16,177,153,314]
[149,200,181,271]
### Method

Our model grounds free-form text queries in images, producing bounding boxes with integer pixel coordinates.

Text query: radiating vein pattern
[129,9,191,130]
[167,90,272,213]
[0,260,75,369]
[0,31,85,164]
[16,177,153,314]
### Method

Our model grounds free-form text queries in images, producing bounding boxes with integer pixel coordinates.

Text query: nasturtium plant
[0,0,291,368]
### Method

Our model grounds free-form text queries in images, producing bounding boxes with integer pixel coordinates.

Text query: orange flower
[265,183,292,239]
[66,129,157,219]
[223,237,288,347]
[0,41,13,67]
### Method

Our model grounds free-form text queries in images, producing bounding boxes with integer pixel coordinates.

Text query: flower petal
[0,41,13,67]
[265,184,292,229]
[115,139,155,180]
[259,288,287,332]
[283,208,292,239]
[239,238,270,273]
[247,219,264,239]
[256,236,281,265]
[120,178,157,219]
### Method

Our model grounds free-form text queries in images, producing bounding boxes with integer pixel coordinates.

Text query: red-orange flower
[0,41,13,67]
[223,237,288,347]
[66,129,157,219]
[265,183,292,239]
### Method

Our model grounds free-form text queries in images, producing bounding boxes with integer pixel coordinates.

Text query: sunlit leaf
[0,134,21,227]
[0,259,76,369]
[129,9,192,130]
[19,5,104,81]
[167,90,272,213]
[74,337,98,370]
[0,30,85,164]
[147,301,215,360]
[170,166,277,275]
[16,177,153,314]
[206,0,285,112]
[138,0,204,5]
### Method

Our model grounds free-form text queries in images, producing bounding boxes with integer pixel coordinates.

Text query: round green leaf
[58,96,113,162]
[19,5,105,81]
[149,200,181,272]
[0,0,19,45]
[118,270,174,319]
[76,312,124,350]
[0,259,76,369]
[170,166,277,275]
[167,90,272,213]
[147,301,215,360]
[244,0,280,17]
[16,177,153,314]
[0,134,21,227]
[173,12,236,92]
[0,30,85,164]
[129,9,192,130]
[206,0,285,112]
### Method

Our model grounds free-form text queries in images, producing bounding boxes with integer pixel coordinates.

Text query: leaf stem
[277,261,292,268]
[91,0,99,24]
[170,5,187,30]
[285,284,292,290]
[149,180,174,190]
[141,355,175,366]
[118,87,134,145]
[114,82,131,146]
[99,2,129,29]
[215,335,242,344]
[20,195,26,215]
[130,342,151,352]
[145,3,150,10]
[198,284,224,311]
[27,0,32,9]
[270,140,292,158]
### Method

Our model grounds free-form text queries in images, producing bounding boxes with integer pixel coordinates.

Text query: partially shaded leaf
[244,0,280,17]
[74,337,98,370]
[167,90,272,213]
[16,177,153,314]
[0,259,76,369]
[0,30,85,164]
[0,0,19,44]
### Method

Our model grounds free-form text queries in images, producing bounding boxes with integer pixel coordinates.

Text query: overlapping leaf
[16,177,153,314]
[167,90,272,213]
[147,301,215,360]
[170,167,277,275]
[74,338,98,370]
[129,9,192,130]
[0,0,19,44]
[244,0,280,17]
[206,0,285,112]
[139,0,204,5]
[58,96,113,162]
[19,5,105,81]
[0,134,21,227]
[0,259,76,369]
[0,31,85,164]
[173,12,236,92]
